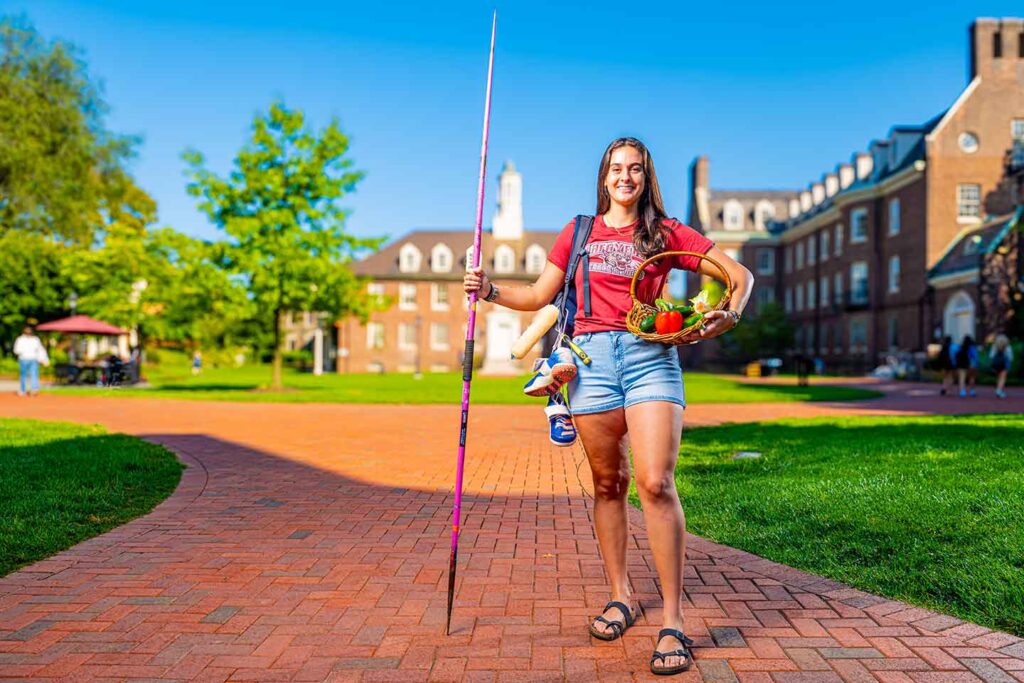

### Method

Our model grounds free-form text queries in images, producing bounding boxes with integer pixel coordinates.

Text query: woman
[989,334,1013,399]
[12,325,48,397]
[956,335,978,397]
[464,138,753,675]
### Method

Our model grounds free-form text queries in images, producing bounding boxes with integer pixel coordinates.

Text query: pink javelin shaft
[447,11,496,636]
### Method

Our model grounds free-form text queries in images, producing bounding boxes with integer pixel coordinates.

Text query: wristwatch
[483,282,499,302]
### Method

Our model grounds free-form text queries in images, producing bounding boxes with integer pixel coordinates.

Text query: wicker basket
[625,250,732,345]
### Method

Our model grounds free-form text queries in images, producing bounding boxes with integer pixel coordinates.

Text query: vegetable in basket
[654,299,684,334]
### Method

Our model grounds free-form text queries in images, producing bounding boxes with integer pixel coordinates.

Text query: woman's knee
[635,471,677,501]
[591,468,630,501]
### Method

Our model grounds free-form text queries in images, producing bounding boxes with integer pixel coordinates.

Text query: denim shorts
[566,331,685,415]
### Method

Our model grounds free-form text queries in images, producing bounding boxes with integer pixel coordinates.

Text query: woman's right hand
[463,266,491,298]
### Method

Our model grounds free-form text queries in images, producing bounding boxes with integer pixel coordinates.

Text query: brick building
[339,161,557,375]
[688,17,1024,371]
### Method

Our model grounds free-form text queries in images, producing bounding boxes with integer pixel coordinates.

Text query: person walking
[955,335,979,397]
[989,334,1013,399]
[12,325,48,397]
[464,138,753,675]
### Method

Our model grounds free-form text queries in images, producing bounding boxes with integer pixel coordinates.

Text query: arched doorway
[943,290,975,343]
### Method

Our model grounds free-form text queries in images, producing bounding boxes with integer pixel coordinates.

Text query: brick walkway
[0,386,1021,682]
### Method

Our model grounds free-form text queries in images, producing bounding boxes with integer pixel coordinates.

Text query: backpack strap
[553,215,595,339]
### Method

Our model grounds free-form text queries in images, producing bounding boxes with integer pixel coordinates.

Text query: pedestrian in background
[989,334,1013,399]
[12,325,49,397]
[191,349,202,375]
[955,335,978,397]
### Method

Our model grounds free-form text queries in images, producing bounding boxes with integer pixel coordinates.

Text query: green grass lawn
[0,418,184,576]
[651,414,1024,635]
[51,356,881,404]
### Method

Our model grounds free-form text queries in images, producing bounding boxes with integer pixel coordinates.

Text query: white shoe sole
[524,363,577,397]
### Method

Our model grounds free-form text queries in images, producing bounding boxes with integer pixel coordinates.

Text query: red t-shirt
[547,216,714,334]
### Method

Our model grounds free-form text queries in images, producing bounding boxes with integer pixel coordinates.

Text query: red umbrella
[37,315,128,336]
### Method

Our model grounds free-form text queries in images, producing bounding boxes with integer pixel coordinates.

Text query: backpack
[551,215,595,340]
[955,343,970,369]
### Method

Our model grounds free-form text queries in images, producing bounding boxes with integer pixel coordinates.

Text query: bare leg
[575,409,634,635]
[626,401,688,671]
[997,370,1007,395]
[958,369,967,394]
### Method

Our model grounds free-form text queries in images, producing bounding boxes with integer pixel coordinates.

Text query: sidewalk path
[1,387,1022,682]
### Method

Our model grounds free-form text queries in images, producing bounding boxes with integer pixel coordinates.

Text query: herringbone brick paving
[0,382,1021,681]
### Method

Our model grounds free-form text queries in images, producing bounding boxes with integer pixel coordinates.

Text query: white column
[313,327,324,376]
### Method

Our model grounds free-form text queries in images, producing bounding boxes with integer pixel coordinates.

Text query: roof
[928,212,1017,280]
[37,315,129,336]
[352,229,561,279]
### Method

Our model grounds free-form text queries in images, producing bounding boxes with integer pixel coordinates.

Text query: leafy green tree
[0,231,73,346]
[184,102,384,388]
[0,15,140,245]
[722,301,795,362]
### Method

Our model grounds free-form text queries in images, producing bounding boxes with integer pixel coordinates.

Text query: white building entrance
[481,309,521,375]
[943,290,976,343]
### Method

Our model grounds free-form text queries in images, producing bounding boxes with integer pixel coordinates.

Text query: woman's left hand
[697,310,738,340]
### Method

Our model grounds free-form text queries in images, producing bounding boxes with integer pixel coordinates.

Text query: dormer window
[399,243,422,273]
[525,244,546,274]
[723,199,744,230]
[494,244,516,274]
[431,243,453,273]
[754,200,775,231]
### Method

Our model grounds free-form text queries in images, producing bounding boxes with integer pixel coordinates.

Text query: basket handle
[629,250,733,305]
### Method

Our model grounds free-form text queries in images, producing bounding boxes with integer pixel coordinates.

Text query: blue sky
[7,1,1022,243]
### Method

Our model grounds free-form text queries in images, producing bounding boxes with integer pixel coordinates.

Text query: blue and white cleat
[523,348,577,397]
[545,402,577,447]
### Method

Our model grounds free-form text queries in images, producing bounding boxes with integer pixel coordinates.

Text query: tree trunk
[271,308,284,390]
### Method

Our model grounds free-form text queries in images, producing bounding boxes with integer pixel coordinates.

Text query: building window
[994,30,1003,58]
[833,271,843,305]
[525,244,546,274]
[820,276,829,310]
[1013,119,1024,142]
[808,236,817,266]
[888,255,901,294]
[957,184,981,220]
[850,318,868,353]
[850,208,868,243]
[756,287,774,312]
[754,200,775,231]
[850,262,869,304]
[430,323,450,350]
[368,282,386,305]
[431,243,453,273]
[795,242,804,270]
[820,231,830,262]
[756,249,774,275]
[399,283,417,311]
[835,223,844,256]
[494,244,516,273]
[398,323,416,350]
[784,247,792,273]
[723,199,744,230]
[888,315,899,350]
[833,324,843,354]
[888,198,901,236]
[807,280,816,311]
[795,283,804,311]
[431,283,449,310]
[399,243,422,273]
[959,132,980,154]
[366,322,385,350]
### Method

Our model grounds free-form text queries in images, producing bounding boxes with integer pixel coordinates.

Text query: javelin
[446,11,496,637]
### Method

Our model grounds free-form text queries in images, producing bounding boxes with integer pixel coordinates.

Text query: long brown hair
[596,137,670,258]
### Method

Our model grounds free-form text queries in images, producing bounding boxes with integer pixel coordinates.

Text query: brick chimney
[970,18,1024,82]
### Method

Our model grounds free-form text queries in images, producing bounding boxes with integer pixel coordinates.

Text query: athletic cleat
[523,348,577,397]
[549,414,577,446]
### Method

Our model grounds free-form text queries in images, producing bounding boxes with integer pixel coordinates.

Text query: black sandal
[588,600,636,641]
[650,628,694,675]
